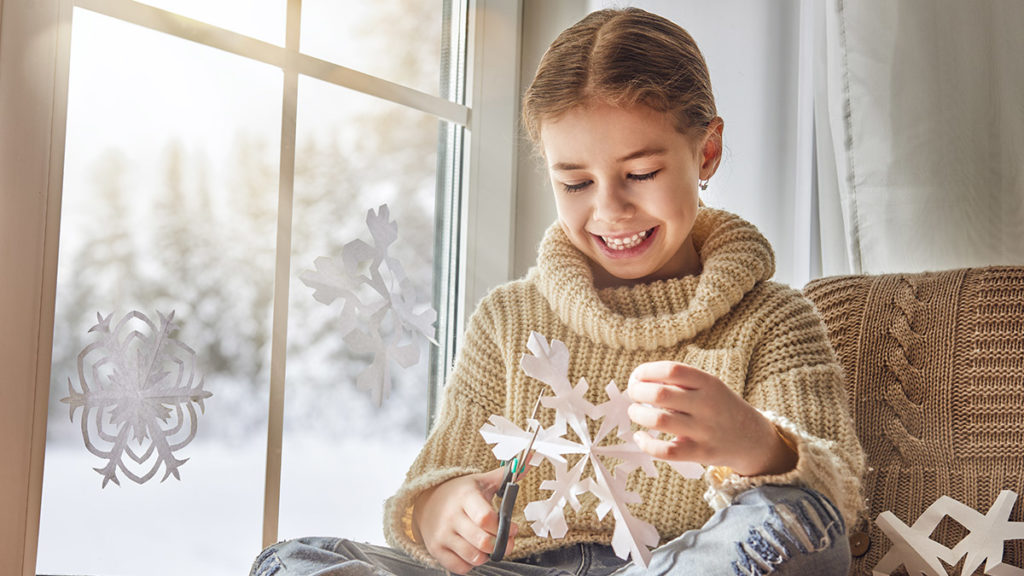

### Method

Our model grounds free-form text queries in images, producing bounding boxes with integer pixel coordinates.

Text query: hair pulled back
[522,8,716,148]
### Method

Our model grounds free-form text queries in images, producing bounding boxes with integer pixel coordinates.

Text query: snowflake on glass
[299,204,437,406]
[873,490,1024,576]
[480,332,703,567]
[62,310,211,488]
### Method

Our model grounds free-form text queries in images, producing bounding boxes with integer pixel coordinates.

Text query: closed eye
[562,180,592,193]
[628,170,660,182]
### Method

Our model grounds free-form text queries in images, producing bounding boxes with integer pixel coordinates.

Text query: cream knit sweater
[383,207,865,564]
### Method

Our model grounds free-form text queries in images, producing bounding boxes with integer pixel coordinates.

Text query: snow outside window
[35,0,471,574]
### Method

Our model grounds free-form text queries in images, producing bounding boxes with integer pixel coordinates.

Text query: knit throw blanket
[805,267,1024,576]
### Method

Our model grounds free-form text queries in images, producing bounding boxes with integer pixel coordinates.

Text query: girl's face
[540,102,722,288]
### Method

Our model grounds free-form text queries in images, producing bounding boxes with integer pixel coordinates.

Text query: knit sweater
[383,207,866,565]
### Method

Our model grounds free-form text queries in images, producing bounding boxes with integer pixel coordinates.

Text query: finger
[628,402,692,436]
[479,464,511,497]
[634,429,699,461]
[489,521,519,561]
[630,361,707,388]
[446,530,491,569]
[432,546,475,575]
[627,378,691,409]
[506,522,519,552]
[463,490,501,535]
[454,512,498,556]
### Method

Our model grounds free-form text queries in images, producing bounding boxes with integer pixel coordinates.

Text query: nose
[592,180,634,223]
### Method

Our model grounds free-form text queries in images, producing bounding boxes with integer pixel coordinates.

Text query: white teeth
[602,230,648,250]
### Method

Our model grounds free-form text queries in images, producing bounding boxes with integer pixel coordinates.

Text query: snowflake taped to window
[299,204,437,406]
[61,310,211,488]
[873,490,1024,576]
[479,332,704,567]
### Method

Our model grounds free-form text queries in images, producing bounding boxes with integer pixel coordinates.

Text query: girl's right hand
[412,466,519,575]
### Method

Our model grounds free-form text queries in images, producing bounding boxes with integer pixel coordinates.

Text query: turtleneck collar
[530,207,775,350]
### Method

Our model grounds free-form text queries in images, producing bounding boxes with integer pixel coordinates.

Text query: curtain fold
[816,0,1024,274]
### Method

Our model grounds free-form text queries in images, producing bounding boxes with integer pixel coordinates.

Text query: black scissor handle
[490,482,519,561]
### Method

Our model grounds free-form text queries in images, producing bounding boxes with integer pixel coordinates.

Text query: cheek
[557,219,574,242]
[658,182,700,214]
[549,178,570,218]
[553,195,588,230]
[556,218,593,256]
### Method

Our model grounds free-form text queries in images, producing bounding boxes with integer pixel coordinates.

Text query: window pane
[300,0,443,97]
[134,0,286,45]
[278,75,440,542]
[38,9,281,576]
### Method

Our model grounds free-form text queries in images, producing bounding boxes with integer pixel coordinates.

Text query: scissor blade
[515,425,542,482]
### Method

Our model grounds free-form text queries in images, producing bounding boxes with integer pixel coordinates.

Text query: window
[1,0,521,574]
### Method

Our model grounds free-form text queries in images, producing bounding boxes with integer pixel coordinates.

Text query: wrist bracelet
[772,422,798,456]
[402,505,418,543]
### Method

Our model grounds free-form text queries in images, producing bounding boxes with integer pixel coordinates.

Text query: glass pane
[301,0,443,97]
[134,0,286,45]
[278,75,440,542]
[39,9,281,576]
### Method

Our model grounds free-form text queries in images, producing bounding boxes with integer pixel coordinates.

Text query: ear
[699,117,724,180]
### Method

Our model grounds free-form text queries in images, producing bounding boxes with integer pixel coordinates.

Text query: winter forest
[38,2,445,574]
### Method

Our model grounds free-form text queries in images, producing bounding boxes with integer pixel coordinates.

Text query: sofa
[803,267,1024,575]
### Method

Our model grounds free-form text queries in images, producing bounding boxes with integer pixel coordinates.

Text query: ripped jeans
[251,484,850,576]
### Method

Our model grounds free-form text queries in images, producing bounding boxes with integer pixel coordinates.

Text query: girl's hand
[412,466,519,574]
[626,361,797,477]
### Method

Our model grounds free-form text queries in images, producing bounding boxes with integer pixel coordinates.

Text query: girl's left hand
[626,361,797,477]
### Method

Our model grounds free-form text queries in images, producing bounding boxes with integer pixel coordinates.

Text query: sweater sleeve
[382,295,509,566]
[702,289,866,529]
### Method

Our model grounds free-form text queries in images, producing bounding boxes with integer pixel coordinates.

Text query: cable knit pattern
[804,267,1024,576]
[883,276,929,462]
[383,207,865,566]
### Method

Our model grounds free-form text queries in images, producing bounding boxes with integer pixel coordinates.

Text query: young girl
[252,8,864,576]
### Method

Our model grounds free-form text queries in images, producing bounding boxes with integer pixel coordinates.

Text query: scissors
[490,394,543,562]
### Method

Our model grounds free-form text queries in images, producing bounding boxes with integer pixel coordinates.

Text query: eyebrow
[550,147,668,171]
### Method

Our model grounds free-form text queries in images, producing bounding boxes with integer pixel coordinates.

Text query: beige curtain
[816,0,1024,274]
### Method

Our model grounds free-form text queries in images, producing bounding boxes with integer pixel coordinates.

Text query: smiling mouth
[598,227,655,251]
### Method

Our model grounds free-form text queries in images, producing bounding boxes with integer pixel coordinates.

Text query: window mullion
[429,0,469,429]
[75,0,469,127]
[262,0,301,551]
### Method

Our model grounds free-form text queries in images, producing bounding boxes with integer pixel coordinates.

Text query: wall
[514,0,586,277]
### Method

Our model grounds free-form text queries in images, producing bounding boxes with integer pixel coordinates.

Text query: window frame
[0,0,521,572]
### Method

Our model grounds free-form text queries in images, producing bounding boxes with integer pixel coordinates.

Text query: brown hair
[522,8,716,148]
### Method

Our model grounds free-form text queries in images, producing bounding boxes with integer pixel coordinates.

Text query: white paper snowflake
[299,204,437,406]
[479,332,703,567]
[873,490,1024,576]
[62,310,211,487]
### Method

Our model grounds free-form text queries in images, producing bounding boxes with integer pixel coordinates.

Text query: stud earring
[699,178,709,191]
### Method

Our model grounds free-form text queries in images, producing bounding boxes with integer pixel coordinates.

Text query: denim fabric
[250,485,849,576]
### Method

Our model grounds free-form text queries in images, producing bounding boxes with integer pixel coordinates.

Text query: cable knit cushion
[804,267,1024,576]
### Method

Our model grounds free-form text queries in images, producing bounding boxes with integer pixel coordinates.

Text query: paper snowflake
[479,332,703,567]
[62,310,211,487]
[873,490,1024,576]
[299,204,437,406]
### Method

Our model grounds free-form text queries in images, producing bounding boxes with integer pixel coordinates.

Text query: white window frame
[0,0,521,573]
